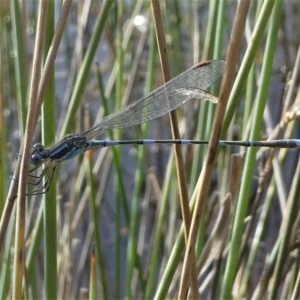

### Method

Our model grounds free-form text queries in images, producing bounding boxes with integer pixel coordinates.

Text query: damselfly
[27,60,224,195]
[26,60,300,195]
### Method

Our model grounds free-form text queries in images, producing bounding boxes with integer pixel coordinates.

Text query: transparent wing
[82,60,225,140]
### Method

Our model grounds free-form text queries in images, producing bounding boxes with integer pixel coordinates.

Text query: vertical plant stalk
[12,1,48,299]
[178,1,250,298]
[115,1,124,298]
[149,1,200,299]
[0,0,73,255]
[222,0,283,298]
[41,1,57,298]
[266,3,292,298]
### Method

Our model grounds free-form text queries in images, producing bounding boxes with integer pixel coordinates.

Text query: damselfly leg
[27,162,56,195]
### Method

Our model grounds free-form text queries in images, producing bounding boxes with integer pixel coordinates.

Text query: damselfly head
[30,143,46,166]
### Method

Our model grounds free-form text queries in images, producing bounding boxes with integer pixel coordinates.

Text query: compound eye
[30,153,43,166]
[33,143,45,151]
